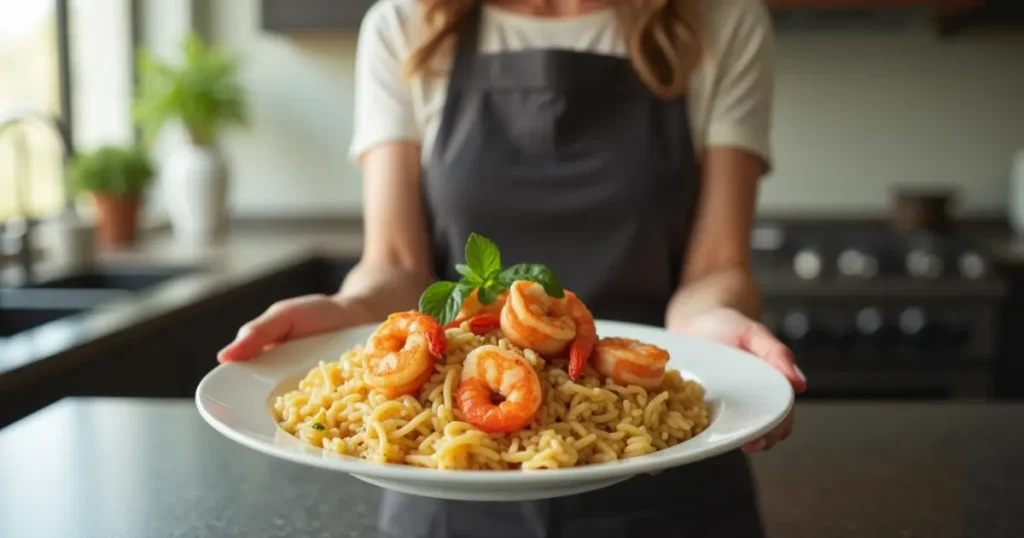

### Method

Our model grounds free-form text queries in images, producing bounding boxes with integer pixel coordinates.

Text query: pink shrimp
[592,337,670,390]
[497,280,597,380]
[455,345,543,433]
[363,311,447,398]
[444,289,507,335]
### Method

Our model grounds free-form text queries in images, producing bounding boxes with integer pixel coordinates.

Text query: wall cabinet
[765,0,980,7]
[261,0,376,33]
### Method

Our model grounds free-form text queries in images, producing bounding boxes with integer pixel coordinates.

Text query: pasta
[272,324,710,470]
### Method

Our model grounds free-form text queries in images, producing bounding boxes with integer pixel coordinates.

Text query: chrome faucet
[0,106,74,285]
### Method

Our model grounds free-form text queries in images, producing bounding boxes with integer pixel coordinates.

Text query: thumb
[218,308,295,363]
[218,294,368,363]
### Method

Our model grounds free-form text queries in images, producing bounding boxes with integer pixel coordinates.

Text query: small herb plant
[134,33,249,147]
[67,145,155,197]
[418,233,564,325]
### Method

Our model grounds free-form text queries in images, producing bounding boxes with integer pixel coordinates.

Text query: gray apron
[379,6,765,537]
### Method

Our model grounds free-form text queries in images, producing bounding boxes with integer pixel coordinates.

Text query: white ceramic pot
[163,142,229,246]
[1011,149,1024,238]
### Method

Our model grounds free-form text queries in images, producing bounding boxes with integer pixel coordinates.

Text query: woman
[219,0,805,536]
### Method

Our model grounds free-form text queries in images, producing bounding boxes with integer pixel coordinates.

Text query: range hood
[768,0,1024,36]
[935,0,1024,36]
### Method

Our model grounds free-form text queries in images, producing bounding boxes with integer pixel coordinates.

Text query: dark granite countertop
[0,228,363,388]
[1,398,1022,538]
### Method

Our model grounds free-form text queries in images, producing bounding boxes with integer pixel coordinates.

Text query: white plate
[196,320,793,502]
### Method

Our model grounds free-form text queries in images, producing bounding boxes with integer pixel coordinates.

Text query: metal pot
[891,187,957,233]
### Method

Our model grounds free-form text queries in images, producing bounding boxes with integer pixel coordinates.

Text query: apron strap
[449,4,483,88]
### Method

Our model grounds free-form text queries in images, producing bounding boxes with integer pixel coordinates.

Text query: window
[0,0,65,221]
[0,0,135,223]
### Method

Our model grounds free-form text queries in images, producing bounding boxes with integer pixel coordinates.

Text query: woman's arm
[337,142,435,322]
[665,147,763,326]
[666,146,805,401]
[216,143,434,362]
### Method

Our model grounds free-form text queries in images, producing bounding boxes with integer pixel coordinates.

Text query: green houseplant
[68,145,155,247]
[133,33,249,245]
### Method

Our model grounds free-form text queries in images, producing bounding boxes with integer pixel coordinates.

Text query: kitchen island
[1,398,1021,538]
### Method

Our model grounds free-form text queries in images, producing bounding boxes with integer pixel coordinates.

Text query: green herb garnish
[311,422,326,431]
[418,233,564,325]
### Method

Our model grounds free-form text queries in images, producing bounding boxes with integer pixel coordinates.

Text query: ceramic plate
[196,320,793,502]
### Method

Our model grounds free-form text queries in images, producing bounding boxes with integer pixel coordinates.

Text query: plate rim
[196,319,794,485]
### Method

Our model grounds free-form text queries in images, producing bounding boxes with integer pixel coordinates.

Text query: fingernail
[794,365,807,383]
[754,439,767,451]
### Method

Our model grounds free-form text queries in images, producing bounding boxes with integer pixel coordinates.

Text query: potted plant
[67,145,155,248]
[134,32,249,245]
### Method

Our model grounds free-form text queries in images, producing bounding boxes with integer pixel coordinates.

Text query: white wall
[200,1,1024,218]
[765,30,1024,216]
[208,0,362,217]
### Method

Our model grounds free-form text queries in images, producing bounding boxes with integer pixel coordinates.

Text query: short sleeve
[705,0,775,171]
[348,3,419,163]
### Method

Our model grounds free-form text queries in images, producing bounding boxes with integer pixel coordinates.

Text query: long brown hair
[404,1,703,99]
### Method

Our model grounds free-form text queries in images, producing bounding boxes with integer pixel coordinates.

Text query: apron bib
[380,6,764,537]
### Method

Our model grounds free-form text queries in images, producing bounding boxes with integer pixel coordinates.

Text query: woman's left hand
[669,307,806,452]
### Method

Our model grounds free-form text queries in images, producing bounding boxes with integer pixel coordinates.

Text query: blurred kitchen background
[2,0,1024,428]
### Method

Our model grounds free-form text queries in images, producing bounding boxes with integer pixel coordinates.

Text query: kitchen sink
[0,305,88,337]
[0,287,131,337]
[0,266,196,338]
[26,267,194,292]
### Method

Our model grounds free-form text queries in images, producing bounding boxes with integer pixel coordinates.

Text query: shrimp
[363,311,447,398]
[592,337,670,390]
[498,280,596,380]
[455,345,543,433]
[445,288,506,334]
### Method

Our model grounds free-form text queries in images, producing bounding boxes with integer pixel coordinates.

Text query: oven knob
[854,306,895,350]
[782,311,811,340]
[781,311,818,351]
[898,307,927,336]
[906,249,943,279]
[898,306,942,349]
[957,251,987,280]
[856,307,884,336]
[793,249,823,280]
[837,249,879,279]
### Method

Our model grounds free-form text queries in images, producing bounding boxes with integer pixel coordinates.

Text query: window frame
[0,0,142,224]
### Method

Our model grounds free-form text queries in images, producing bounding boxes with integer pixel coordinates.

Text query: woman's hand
[217,295,376,363]
[669,307,806,453]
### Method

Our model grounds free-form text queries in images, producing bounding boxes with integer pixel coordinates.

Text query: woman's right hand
[217,294,377,363]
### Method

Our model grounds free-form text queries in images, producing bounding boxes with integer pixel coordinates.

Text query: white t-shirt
[349,0,775,170]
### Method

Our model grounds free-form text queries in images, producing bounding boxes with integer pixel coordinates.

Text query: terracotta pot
[92,194,140,248]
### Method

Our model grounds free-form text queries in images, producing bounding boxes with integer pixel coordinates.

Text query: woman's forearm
[335,261,433,323]
[665,266,762,329]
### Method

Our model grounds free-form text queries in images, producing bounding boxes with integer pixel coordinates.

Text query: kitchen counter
[1,398,1022,538]
[0,227,363,382]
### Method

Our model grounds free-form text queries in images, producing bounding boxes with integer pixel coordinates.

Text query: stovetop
[748,219,1009,399]
[752,223,998,283]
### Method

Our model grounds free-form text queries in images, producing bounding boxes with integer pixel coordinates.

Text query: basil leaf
[498,264,565,298]
[456,263,478,280]
[460,272,484,288]
[477,285,498,306]
[441,283,474,326]
[465,233,501,280]
[418,281,458,320]
[311,422,326,431]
